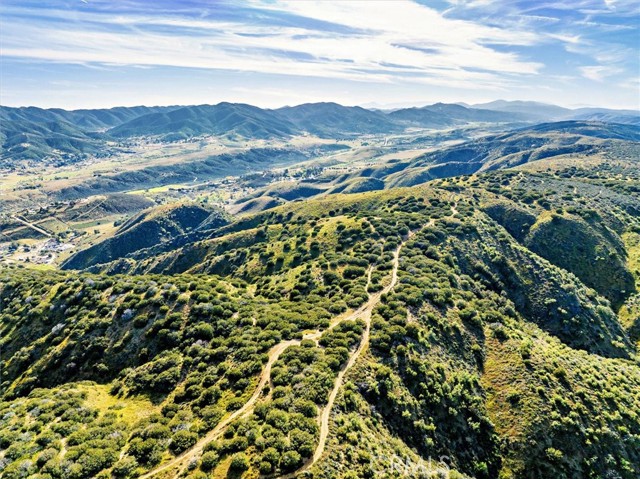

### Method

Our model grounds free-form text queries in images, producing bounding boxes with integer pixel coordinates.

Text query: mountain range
[2,100,638,166]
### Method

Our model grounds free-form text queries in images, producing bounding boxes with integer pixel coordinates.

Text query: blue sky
[0,0,638,109]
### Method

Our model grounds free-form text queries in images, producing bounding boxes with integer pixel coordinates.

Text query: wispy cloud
[0,0,545,91]
[0,0,637,109]
[580,65,623,81]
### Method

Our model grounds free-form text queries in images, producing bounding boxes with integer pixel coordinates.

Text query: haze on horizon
[0,0,638,111]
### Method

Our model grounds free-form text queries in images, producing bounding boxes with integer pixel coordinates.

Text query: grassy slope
[61,203,226,270]
[1,165,639,479]
[619,232,640,347]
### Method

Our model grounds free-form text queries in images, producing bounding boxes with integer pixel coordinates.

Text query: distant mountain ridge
[0,105,178,130]
[390,102,529,127]
[273,102,401,137]
[1,101,638,165]
[473,100,640,125]
[0,105,178,166]
[108,103,298,140]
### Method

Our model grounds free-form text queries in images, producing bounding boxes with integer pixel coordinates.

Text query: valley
[3,101,637,270]
[0,108,502,266]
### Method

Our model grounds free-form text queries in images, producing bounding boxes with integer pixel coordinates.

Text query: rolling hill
[273,102,401,137]
[3,159,639,479]
[0,114,102,166]
[108,103,299,140]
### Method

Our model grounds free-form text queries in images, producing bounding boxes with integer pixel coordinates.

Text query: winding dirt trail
[278,210,457,478]
[141,212,452,479]
[139,339,300,478]
[140,292,378,479]
[278,233,410,479]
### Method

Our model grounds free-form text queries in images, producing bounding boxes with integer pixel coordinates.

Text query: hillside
[2,103,640,479]
[3,150,639,479]
[274,102,401,137]
[108,103,299,141]
[59,194,156,222]
[0,114,103,166]
[62,203,228,270]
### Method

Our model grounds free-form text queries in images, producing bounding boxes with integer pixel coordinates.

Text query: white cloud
[0,0,544,91]
[2,0,636,109]
[580,65,623,81]
[546,33,581,44]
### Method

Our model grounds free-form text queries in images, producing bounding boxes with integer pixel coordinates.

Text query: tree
[199,451,219,471]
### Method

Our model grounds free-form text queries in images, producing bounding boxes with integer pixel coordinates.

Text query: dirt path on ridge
[141,211,454,479]
[139,339,300,478]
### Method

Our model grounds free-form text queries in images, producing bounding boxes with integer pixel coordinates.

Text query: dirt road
[279,236,407,478]
[139,339,301,478]
[141,212,450,478]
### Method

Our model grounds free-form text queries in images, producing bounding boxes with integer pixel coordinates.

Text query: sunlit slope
[4,165,639,478]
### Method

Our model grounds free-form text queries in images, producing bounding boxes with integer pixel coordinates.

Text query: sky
[0,0,638,110]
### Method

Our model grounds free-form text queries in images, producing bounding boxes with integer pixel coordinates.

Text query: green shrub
[169,430,198,455]
[112,456,138,477]
[229,452,249,472]
[199,451,219,471]
[281,450,302,471]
